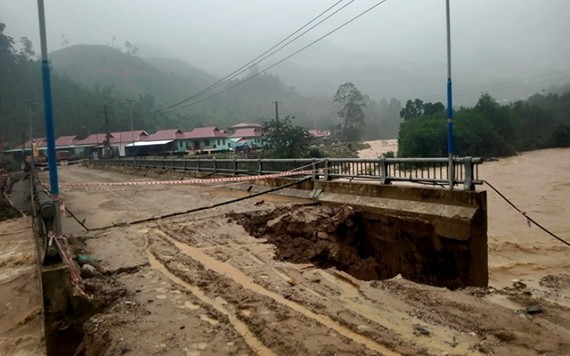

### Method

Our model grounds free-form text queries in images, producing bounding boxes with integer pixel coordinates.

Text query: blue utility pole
[445,0,455,189]
[37,0,59,196]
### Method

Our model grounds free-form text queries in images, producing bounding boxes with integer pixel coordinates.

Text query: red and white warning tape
[48,231,92,300]
[59,169,315,189]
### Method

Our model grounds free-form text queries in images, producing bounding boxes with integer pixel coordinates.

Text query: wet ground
[43,153,570,355]
[1,147,569,355]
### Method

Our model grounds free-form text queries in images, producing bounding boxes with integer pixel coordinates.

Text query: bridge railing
[91,157,483,190]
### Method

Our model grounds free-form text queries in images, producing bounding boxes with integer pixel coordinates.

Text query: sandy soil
[1,144,568,355]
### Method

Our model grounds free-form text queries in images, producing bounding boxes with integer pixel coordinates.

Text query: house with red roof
[308,129,331,144]
[229,125,265,149]
[129,129,186,156]
[183,127,230,153]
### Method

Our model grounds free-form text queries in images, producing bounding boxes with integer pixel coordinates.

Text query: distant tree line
[0,21,407,150]
[398,92,570,158]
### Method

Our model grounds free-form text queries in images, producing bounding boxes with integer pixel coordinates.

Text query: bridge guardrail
[90,156,482,191]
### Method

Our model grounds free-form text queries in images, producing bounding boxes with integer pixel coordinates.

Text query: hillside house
[129,129,185,156]
[183,127,230,154]
[227,122,264,149]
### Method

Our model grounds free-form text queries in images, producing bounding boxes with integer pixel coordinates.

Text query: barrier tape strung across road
[58,169,315,189]
[47,231,92,300]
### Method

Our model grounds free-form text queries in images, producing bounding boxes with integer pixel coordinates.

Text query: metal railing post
[463,157,474,191]
[379,157,387,184]
[324,159,330,181]
[448,158,455,189]
[258,159,263,174]
[311,158,317,180]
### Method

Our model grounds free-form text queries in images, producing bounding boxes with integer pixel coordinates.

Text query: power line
[174,0,390,111]
[484,180,570,248]
[156,0,349,113]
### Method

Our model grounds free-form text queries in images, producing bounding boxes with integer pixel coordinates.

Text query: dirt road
[42,151,570,355]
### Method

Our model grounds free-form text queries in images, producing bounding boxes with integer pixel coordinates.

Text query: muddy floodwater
[0,174,44,355]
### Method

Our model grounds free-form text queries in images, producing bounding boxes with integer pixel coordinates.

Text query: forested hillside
[0,22,400,148]
[398,92,570,158]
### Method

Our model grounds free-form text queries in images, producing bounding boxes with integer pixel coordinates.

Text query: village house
[183,126,230,154]
[226,122,264,150]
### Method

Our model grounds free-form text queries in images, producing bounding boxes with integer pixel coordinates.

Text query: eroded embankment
[231,203,478,289]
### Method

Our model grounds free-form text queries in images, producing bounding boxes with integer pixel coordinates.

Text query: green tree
[400,99,424,120]
[262,116,312,158]
[400,99,445,120]
[333,82,366,141]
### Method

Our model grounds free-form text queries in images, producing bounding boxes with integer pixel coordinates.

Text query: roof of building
[22,137,47,148]
[54,135,80,146]
[76,133,109,146]
[184,127,228,139]
[228,127,262,138]
[126,140,173,147]
[308,129,330,138]
[228,122,262,129]
[109,130,149,144]
[145,129,184,141]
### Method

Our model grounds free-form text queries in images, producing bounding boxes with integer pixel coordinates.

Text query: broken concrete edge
[233,177,488,289]
[41,263,98,355]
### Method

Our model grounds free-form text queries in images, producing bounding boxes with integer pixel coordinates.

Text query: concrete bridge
[27,157,486,351]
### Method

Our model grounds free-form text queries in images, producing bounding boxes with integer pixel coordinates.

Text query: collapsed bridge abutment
[249,178,488,289]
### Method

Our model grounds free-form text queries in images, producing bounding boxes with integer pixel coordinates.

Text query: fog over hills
[3,0,569,109]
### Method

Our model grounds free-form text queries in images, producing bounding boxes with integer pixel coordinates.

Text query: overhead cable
[156,0,349,113]
[175,0,390,110]
[484,180,570,248]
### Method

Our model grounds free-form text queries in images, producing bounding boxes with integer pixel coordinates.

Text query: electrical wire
[156,0,348,113]
[484,180,570,248]
[88,176,311,231]
[174,0,390,111]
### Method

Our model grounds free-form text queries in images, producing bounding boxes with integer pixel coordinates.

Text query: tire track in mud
[163,216,475,354]
[150,228,397,356]
[312,270,475,353]
[248,245,474,354]
[146,248,274,355]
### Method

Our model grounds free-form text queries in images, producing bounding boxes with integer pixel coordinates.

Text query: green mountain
[1,29,402,148]
[48,45,331,128]
[49,45,203,104]
[145,56,217,91]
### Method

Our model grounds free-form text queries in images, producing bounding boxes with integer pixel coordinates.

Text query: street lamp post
[36,0,59,197]
[445,0,455,189]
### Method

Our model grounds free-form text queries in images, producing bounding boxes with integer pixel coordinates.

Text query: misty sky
[2,1,570,104]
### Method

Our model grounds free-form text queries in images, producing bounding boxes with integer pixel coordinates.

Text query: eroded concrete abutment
[250,178,488,289]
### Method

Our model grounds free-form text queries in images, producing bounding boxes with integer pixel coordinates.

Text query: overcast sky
[2,0,570,103]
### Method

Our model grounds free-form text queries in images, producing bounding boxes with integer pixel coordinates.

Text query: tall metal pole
[124,99,136,162]
[27,104,34,169]
[273,101,281,120]
[445,0,455,189]
[37,0,59,196]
